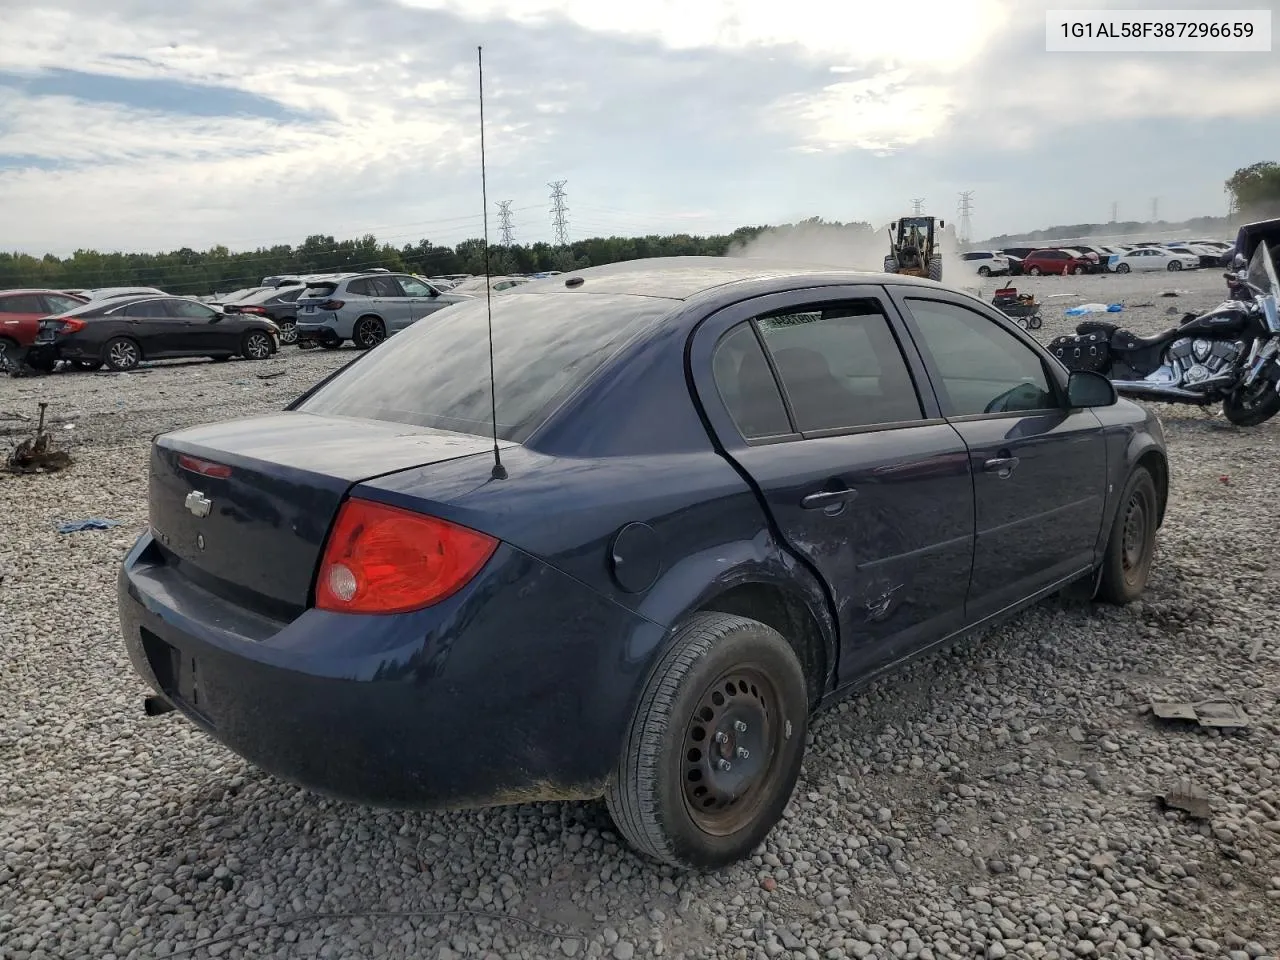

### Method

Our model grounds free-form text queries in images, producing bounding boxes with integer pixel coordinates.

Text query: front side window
[753,300,924,432]
[903,299,1057,417]
[398,277,436,297]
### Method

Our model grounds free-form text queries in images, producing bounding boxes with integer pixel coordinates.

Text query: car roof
[512,256,942,301]
[0,288,86,297]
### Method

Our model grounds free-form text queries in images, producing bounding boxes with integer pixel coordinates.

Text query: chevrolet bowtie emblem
[185,490,212,518]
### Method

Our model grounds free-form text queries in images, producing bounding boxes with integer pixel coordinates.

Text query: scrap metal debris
[257,369,287,380]
[57,519,123,534]
[1157,779,1212,820]
[5,403,73,474]
[1148,698,1251,729]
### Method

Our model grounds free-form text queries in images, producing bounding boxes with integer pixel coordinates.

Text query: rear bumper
[295,325,342,346]
[117,531,662,809]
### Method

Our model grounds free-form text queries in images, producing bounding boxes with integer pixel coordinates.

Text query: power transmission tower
[1110,201,1118,223]
[911,197,925,216]
[496,201,515,246]
[549,181,569,246]
[1151,197,1159,222]
[957,191,974,245]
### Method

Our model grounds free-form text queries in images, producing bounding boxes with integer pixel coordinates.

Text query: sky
[1,0,1279,256]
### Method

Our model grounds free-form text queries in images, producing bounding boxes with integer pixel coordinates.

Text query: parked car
[960,251,1011,277]
[294,272,470,349]
[1004,254,1025,276]
[29,294,280,371]
[1000,247,1038,259]
[447,275,533,296]
[1163,244,1221,268]
[1021,249,1093,275]
[222,285,308,344]
[118,256,1167,870]
[1109,248,1201,273]
[83,286,167,301]
[0,288,87,369]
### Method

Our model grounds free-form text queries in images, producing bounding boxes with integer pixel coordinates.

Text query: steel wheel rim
[279,322,297,344]
[110,342,137,367]
[246,334,270,359]
[1121,490,1150,581]
[356,318,384,347]
[681,666,782,836]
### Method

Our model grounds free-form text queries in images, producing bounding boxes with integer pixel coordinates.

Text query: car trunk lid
[148,411,502,619]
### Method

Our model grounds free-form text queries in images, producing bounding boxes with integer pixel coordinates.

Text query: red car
[1021,249,1092,276]
[0,289,88,368]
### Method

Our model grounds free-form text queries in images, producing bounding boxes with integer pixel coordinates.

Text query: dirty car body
[119,257,1168,867]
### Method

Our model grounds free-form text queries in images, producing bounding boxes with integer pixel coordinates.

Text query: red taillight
[238,305,268,315]
[319,299,345,311]
[59,318,86,334]
[315,498,498,615]
[178,454,232,479]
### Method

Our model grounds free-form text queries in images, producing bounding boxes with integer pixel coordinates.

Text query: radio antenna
[477,45,506,480]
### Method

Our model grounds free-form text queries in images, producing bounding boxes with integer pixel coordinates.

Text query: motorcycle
[1048,240,1280,427]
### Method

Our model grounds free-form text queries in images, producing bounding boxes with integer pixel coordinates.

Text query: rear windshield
[295,293,672,441]
[301,283,338,299]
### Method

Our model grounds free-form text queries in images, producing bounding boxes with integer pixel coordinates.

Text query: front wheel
[1222,373,1280,426]
[605,613,809,870]
[1115,263,1131,274]
[927,256,943,282]
[353,315,386,349]
[1096,467,1159,605]
[1167,261,1182,272]
[241,330,273,360]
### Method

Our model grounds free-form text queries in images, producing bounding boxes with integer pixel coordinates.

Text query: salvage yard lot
[1,266,1278,960]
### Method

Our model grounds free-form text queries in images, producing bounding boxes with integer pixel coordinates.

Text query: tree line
[4,162,1275,294]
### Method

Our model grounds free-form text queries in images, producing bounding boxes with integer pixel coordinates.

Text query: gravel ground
[1,268,1278,960]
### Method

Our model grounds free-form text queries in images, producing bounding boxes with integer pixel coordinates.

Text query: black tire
[1115,263,1131,274]
[1167,261,1181,272]
[1096,467,1159,605]
[927,256,943,283]
[73,360,103,371]
[1071,265,1085,275]
[605,612,809,871]
[103,337,141,371]
[882,257,899,275]
[353,315,386,349]
[277,320,298,345]
[1028,266,1042,276]
[0,337,17,372]
[978,265,991,277]
[1222,374,1280,427]
[1028,315,1043,330]
[241,330,273,360]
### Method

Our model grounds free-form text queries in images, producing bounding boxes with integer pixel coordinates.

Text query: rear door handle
[984,456,1020,478]
[801,488,858,509]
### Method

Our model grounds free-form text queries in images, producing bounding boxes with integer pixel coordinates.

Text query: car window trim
[885,287,1070,419]
[687,284,944,451]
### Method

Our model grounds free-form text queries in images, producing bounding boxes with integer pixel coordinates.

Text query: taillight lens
[319,299,345,310]
[315,498,498,614]
[178,454,232,479]
[239,305,267,315]
[59,318,86,334]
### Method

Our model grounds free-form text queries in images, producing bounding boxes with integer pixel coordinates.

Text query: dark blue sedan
[118,257,1168,870]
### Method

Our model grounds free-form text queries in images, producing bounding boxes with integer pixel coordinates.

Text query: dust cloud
[725,218,976,289]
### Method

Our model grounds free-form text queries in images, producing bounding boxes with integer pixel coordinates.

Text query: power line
[957,191,974,245]
[496,201,515,245]
[549,180,569,246]
[911,197,925,216]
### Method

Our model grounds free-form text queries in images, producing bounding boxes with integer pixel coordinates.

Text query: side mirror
[428,287,440,297]
[1066,370,1117,408]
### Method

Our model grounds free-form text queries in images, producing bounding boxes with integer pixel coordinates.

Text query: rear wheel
[353,315,386,349]
[882,257,899,274]
[103,337,141,371]
[1115,263,1131,274]
[0,337,18,372]
[605,612,809,870]
[1071,265,1086,275]
[978,265,991,277]
[1222,374,1280,427]
[1028,266,1042,276]
[241,330,272,360]
[1096,467,1158,604]
[277,320,298,345]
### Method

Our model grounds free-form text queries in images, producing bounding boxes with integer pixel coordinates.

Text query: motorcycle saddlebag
[1048,330,1110,373]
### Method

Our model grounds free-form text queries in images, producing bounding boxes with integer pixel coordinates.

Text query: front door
[166,299,227,351]
[889,291,1109,621]
[693,288,976,683]
[396,275,446,327]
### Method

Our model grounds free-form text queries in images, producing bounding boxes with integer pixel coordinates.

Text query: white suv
[960,251,1011,277]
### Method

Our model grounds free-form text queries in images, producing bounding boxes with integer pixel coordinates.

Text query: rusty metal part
[5,402,73,474]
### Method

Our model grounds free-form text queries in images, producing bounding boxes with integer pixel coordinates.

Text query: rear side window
[712,324,792,439]
[296,294,672,441]
[754,300,924,432]
[0,295,45,313]
[346,279,374,296]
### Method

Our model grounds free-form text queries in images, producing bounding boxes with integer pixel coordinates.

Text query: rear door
[121,299,186,355]
[0,293,46,346]
[690,286,975,682]
[369,276,413,331]
[888,289,1108,622]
